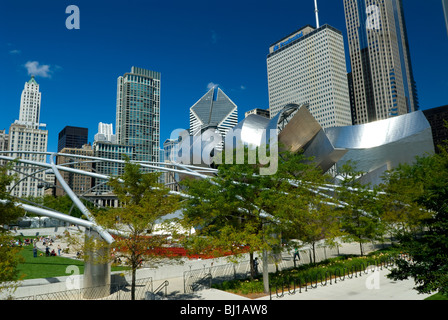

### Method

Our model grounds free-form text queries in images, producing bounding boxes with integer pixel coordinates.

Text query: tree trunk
[131,265,136,300]
[249,252,255,279]
[262,249,269,294]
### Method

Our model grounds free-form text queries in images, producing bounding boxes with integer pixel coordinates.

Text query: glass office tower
[343,0,418,124]
[116,67,160,164]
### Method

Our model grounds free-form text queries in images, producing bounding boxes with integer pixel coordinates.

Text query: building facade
[245,108,270,119]
[58,126,88,152]
[94,122,116,143]
[162,138,181,191]
[423,105,448,152]
[17,76,41,127]
[8,76,48,198]
[343,0,418,124]
[116,67,161,165]
[8,123,48,198]
[56,144,94,196]
[267,24,352,129]
[92,141,134,193]
[189,86,238,149]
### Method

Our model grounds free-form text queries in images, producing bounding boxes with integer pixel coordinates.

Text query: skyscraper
[56,144,94,197]
[267,24,353,129]
[58,126,88,152]
[17,76,41,127]
[343,0,418,124]
[92,122,133,193]
[8,76,48,198]
[116,67,161,164]
[189,86,238,144]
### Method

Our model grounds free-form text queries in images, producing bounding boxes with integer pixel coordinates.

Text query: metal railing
[270,256,397,299]
[14,277,154,300]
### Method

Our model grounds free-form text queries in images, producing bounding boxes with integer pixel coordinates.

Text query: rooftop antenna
[314,0,320,28]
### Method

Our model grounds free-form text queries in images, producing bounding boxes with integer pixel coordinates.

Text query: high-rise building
[17,76,41,127]
[58,126,88,152]
[189,86,238,146]
[56,144,94,196]
[343,0,418,124]
[94,122,116,143]
[0,129,9,166]
[116,67,161,165]
[423,105,448,153]
[0,129,8,152]
[92,141,134,193]
[267,24,353,128]
[245,108,270,119]
[8,76,48,198]
[163,138,180,191]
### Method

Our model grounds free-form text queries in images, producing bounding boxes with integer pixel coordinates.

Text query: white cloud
[9,49,21,55]
[207,82,219,90]
[240,85,246,90]
[24,61,52,78]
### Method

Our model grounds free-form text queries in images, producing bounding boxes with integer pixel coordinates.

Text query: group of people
[10,238,36,247]
[44,245,61,257]
[31,237,63,258]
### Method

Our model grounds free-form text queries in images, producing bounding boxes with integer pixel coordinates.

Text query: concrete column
[83,228,111,299]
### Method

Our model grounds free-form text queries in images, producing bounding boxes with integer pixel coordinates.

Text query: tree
[383,148,448,295]
[0,161,25,296]
[273,150,341,264]
[334,161,385,256]
[94,158,180,300]
[181,146,332,292]
[181,148,278,285]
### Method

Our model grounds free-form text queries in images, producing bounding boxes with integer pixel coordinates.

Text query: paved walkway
[7,227,434,300]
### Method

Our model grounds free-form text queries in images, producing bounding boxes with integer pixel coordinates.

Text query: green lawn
[16,238,128,280]
[425,292,448,300]
[17,245,86,280]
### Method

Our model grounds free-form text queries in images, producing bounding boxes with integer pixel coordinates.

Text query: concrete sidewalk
[7,227,434,300]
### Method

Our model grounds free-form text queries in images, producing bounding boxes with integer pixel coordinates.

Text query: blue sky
[1,0,447,153]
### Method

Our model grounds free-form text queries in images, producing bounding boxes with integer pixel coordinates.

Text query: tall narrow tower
[18,76,41,127]
[343,0,418,124]
[116,67,161,164]
[8,76,48,198]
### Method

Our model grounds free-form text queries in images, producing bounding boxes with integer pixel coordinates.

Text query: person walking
[57,244,61,256]
[253,257,259,276]
[293,247,301,267]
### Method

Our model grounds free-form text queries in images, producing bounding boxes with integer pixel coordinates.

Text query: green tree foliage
[94,157,180,300]
[23,194,84,219]
[181,147,278,281]
[383,149,448,295]
[0,162,25,295]
[273,150,340,263]
[334,161,385,256]
[181,147,335,286]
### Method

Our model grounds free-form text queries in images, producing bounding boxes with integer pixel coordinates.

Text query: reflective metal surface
[188,105,435,184]
[325,111,435,184]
